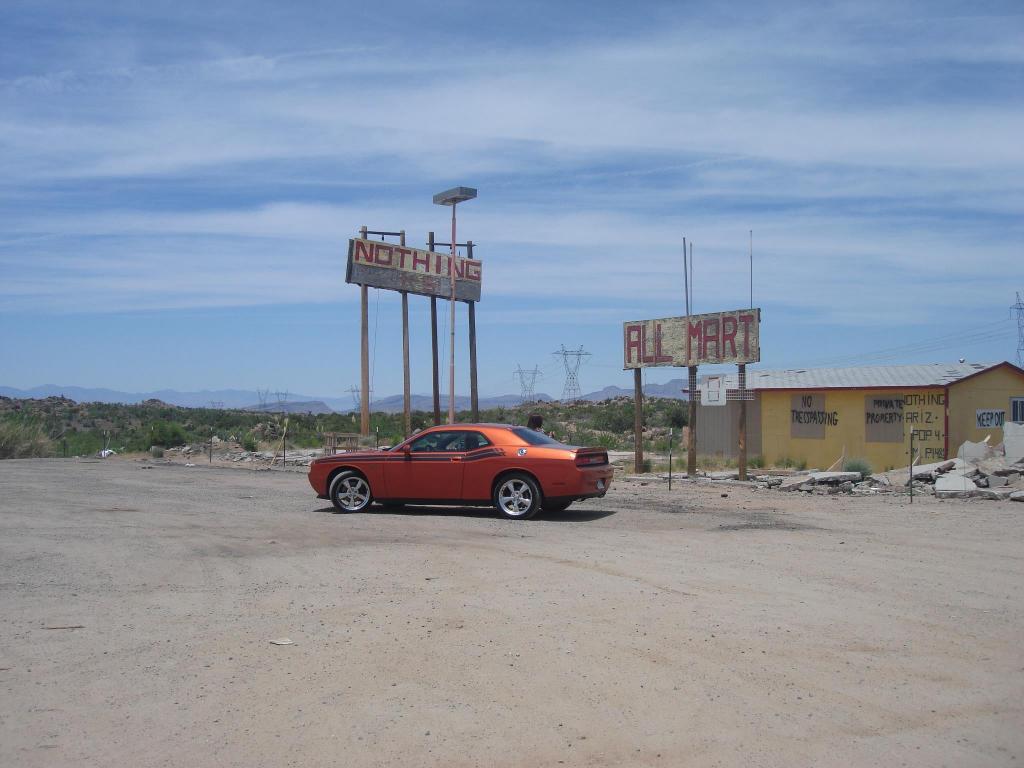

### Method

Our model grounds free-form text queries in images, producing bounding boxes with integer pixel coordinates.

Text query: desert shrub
[844,457,872,478]
[242,432,259,452]
[148,420,187,447]
[748,455,765,469]
[0,421,53,459]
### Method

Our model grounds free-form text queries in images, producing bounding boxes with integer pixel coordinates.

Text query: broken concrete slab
[779,475,811,491]
[957,436,994,462]
[1005,422,1024,464]
[809,471,862,484]
[708,471,739,481]
[1011,490,1024,502]
[974,487,1015,501]
[868,473,892,486]
[986,475,1009,488]
[934,472,980,498]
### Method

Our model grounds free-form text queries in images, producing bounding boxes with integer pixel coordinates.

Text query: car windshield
[509,427,565,446]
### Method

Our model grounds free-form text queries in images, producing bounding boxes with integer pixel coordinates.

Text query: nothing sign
[623,308,761,368]
[345,238,482,302]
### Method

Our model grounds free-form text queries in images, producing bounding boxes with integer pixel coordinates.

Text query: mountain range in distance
[0,381,690,413]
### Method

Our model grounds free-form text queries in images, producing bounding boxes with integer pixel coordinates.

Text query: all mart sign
[623,308,761,369]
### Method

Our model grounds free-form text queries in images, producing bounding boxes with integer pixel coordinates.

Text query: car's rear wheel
[330,470,373,513]
[494,473,541,520]
[543,500,573,513]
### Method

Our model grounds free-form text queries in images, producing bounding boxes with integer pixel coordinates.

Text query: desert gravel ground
[1,458,1022,768]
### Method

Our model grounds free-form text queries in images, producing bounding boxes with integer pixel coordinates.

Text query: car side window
[409,432,447,452]
[464,432,491,450]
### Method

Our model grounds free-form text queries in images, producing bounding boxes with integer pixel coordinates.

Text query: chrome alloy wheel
[497,478,534,517]
[334,475,371,512]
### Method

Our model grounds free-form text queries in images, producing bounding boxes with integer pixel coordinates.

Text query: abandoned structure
[696,361,1024,470]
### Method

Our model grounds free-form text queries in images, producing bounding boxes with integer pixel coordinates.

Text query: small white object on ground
[269,638,294,646]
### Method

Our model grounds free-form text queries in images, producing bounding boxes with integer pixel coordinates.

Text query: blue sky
[1,0,1022,400]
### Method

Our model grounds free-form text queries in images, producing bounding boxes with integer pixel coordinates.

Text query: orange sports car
[308,423,613,519]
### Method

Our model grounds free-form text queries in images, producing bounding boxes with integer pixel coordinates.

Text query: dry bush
[0,421,54,459]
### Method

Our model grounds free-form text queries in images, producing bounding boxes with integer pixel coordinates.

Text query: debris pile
[751,444,1024,501]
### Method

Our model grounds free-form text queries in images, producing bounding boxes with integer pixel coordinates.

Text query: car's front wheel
[330,470,373,513]
[494,473,541,520]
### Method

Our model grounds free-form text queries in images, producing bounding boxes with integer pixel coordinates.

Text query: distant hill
[0,381,686,412]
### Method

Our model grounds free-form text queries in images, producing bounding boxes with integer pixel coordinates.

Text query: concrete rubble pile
[747,440,1024,501]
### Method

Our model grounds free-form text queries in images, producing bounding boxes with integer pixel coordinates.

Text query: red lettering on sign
[452,256,465,279]
[721,315,737,358]
[653,323,672,363]
[688,321,702,364]
[703,318,720,360]
[394,247,411,269]
[625,324,642,364]
[354,240,374,263]
[412,251,431,273]
[374,245,393,266]
[738,314,754,357]
[464,260,481,281]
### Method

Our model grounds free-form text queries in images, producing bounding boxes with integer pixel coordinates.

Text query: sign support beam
[738,363,747,480]
[399,230,411,438]
[634,369,644,473]
[687,366,698,477]
[467,240,479,422]
[359,225,370,437]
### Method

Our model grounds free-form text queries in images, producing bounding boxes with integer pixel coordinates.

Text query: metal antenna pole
[1014,291,1024,367]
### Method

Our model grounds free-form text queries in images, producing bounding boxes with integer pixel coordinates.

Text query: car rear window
[509,427,564,446]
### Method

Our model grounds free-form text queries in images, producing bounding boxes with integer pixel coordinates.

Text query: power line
[553,345,591,402]
[804,319,1015,367]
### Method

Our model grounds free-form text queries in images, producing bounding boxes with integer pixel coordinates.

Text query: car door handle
[450,456,463,462]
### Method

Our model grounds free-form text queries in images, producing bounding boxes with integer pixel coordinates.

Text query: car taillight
[575,452,607,467]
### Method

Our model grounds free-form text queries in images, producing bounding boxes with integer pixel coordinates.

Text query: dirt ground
[1,458,1022,768]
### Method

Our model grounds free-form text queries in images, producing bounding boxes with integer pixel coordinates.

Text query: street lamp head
[433,186,477,206]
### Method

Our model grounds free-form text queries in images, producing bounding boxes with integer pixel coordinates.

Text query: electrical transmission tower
[514,365,543,404]
[348,385,362,411]
[256,388,270,410]
[553,345,591,402]
[1014,291,1024,367]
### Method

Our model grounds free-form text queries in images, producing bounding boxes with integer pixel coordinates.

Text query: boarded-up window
[865,395,904,442]
[790,393,835,439]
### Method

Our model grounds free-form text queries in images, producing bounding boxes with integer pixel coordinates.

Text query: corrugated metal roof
[711,362,1008,391]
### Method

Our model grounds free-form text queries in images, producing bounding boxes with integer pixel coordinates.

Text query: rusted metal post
[400,230,411,438]
[687,365,698,478]
[359,225,370,436]
[634,368,644,473]
[738,363,747,480]
[428,232,441,425]
[467,240,478,422]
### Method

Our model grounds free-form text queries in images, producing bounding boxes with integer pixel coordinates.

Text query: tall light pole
[432,186,477,424]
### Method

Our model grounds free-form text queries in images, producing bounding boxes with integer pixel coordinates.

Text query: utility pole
[359,225,370,436]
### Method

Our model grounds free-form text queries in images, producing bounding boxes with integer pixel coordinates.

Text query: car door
[387,430,467,501]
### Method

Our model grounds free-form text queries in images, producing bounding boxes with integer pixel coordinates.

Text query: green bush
[748,455,765,469]
[149,420,187,447]
[844,457,872,478]
[242,432,259,452]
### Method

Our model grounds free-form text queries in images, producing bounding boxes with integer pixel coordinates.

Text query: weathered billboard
[623,308,761,368]
[345,238,482,302]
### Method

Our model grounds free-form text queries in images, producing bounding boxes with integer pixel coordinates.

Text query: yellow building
[696,362,1024,471]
